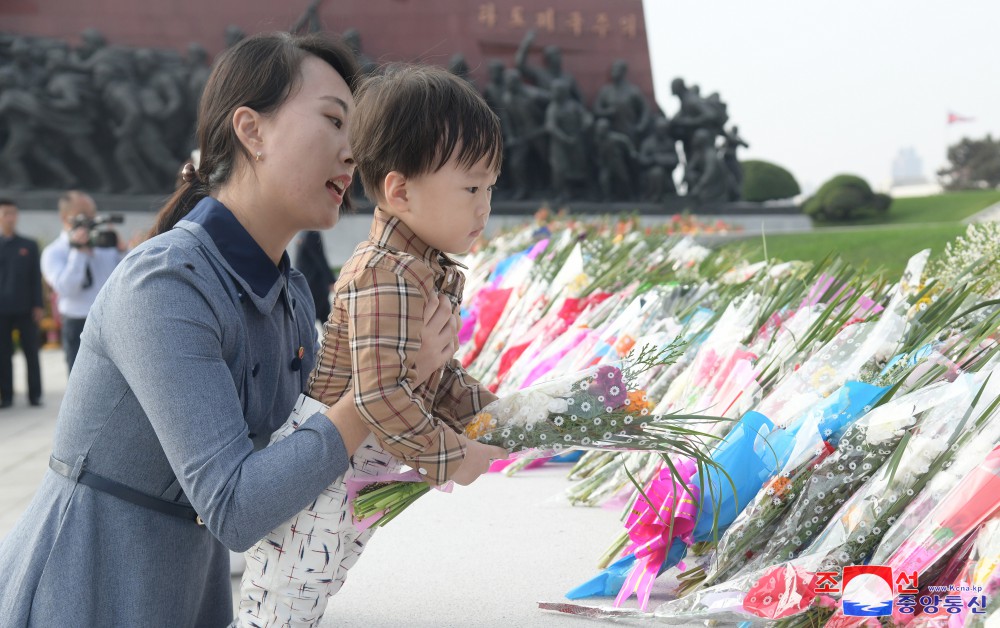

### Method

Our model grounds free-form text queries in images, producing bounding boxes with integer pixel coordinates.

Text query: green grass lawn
[815,189,1000,227]
[724,223,968,278]
[718,190,998,277]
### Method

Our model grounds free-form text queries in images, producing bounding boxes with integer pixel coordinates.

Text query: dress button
[418,467,428,475]
[252,363,260,377]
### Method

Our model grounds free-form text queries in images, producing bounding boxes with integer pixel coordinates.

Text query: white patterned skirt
[235,395,398,628]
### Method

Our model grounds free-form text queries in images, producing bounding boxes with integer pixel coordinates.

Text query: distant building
[891,147,928,186]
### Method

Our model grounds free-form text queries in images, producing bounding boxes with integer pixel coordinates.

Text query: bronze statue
[0,65,78,189]
[482,59,506,114]
[134,48,188,160]
[669,77,715,163]
[639,117,679,202]
[224,25,246,49]
[593,118,638,201]
[42,47,116,191]
[342,28,376,75]
[684,128,733,206]
[499,68,549,200]
[593,59,650,143]
[290,0,326,34]
[721,125,748,201]
[545,78,592,204]
[448,52,471,84]
[515,30,581,100]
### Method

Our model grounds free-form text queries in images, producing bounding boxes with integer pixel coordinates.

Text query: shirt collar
[369,207,467,271]
[183,197,290,298]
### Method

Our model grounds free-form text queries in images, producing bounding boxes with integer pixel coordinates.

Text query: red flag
[948,111,975,124]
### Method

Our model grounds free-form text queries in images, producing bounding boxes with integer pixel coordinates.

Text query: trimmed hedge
[741,160,801,202]
[803,174,892,222]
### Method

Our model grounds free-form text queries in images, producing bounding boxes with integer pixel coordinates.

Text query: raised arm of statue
[515,30,536,73]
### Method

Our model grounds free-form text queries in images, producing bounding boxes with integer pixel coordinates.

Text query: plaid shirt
[307,208,498,485]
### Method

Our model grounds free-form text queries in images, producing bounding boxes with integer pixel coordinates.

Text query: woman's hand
[410,293,460,385]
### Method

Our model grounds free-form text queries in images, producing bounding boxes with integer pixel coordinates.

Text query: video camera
[70,213,124,249]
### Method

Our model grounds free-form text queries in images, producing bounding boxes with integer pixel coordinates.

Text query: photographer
[41,191,125,372]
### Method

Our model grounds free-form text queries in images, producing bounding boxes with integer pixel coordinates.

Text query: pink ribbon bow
[615,458,700,610]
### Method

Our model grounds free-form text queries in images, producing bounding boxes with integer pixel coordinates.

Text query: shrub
[741,160,801,202]
[802,174,892,222]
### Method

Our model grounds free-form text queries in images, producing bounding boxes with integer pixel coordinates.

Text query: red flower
[744,564,818,620]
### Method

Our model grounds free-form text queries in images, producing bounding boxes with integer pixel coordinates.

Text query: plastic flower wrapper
[689,375,890,590]
[654,295,760,419]
[568,409,795,608]
[702,440,838,587]
[882,445,1000,595]
[901,518,1000,628]
[822,444,1000,628]
[800,375,999,571]
[752,319,892,430]
[352,344,719,529]
[625,554,831,625]
[871,375,1000,566]
[733,378,965,575]
[965,520,1000,628]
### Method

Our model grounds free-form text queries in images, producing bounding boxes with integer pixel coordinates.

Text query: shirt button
[418,468,428,475]
[252,363,260,377]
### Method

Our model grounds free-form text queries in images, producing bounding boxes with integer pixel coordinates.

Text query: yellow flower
[464,412,494,440]
[810,365,839,395]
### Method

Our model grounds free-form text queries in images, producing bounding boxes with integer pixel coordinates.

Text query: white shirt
[41,231,124,319]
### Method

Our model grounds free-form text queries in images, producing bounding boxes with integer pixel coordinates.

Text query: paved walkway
[0,350,651,626]
[964,200,1000,223]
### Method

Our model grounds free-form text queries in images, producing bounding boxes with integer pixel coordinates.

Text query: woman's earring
[255,151,262,162]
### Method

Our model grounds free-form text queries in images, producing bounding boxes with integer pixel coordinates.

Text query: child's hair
[350,64,503,203]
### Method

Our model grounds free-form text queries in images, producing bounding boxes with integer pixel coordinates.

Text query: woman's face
[256,55,355,232]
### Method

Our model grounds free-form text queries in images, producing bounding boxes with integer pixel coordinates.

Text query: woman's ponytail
[149,163,207,238]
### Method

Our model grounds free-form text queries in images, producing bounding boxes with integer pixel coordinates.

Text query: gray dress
[0,197,351,627]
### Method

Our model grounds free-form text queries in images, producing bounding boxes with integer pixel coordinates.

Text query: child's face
[400,154,497,255]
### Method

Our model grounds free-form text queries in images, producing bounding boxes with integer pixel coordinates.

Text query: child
[237,65,508,627]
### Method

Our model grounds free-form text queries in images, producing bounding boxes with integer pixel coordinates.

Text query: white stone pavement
[964,200,1000,224]
[0,350,673,626]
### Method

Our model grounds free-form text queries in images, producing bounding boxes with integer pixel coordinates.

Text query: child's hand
[450,437,508,486]
[410,293,459,385]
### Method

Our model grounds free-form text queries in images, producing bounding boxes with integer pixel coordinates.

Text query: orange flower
[627,390,654,412]
[464,412,495,440]
[768,476,791,498]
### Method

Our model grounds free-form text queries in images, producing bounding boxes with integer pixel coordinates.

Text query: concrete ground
[0,350,676,627]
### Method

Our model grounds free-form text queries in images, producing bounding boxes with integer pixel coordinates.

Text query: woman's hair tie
[180,162,197,183]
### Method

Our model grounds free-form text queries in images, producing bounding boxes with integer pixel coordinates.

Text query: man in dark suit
[294,230,337,324]
[0,199,43,408]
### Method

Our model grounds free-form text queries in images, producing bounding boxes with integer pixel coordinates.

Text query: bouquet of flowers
[352,344,722,528]
[733,377,966,575]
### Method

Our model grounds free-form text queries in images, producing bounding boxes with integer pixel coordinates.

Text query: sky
[641,0,1000,193]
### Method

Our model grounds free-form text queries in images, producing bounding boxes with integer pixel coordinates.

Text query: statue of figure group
[0,18,749,205]
[0,27,214,192]
[479,30,748,205]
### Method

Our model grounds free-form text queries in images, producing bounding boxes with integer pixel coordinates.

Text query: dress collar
[182,197,290,298]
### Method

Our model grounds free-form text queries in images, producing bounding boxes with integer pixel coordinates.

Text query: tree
[802,174,891,222]
[741,160,801,201]
[938,135,1000,190]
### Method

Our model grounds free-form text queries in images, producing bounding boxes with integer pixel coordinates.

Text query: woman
[0,32,456,626]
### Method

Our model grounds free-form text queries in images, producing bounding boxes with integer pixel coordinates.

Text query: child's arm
[345,265,473,485]
[433,359,499,431]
